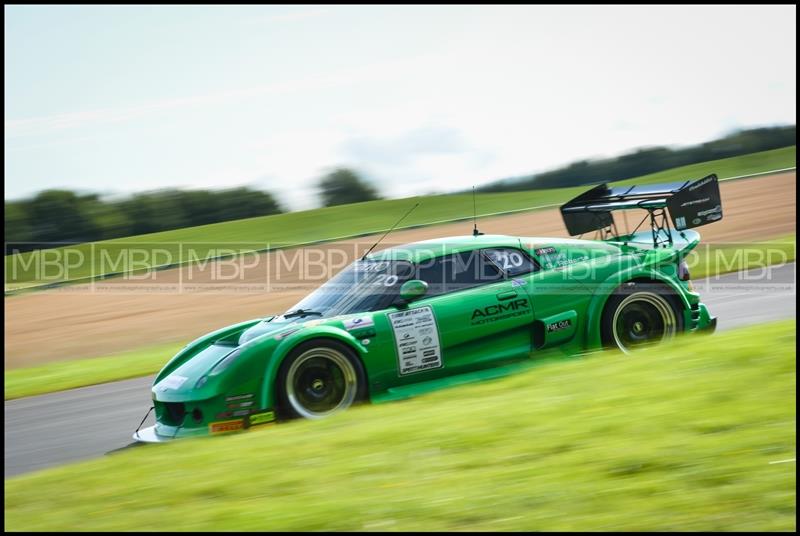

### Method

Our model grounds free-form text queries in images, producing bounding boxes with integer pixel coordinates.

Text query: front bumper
[132,404,278,443]
[133,424,209,443]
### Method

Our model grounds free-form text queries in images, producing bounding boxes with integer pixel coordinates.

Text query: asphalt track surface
[5,263,796,478]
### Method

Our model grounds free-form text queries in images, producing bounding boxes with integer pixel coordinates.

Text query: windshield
[285,260,414,318]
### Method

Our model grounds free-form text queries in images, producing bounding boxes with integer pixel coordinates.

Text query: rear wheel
[276,340,367,420]
[601,281,684,354]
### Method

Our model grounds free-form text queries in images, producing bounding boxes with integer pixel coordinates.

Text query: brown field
[4,173,795,369]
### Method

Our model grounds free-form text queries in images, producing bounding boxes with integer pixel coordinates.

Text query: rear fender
[583,266,691,349]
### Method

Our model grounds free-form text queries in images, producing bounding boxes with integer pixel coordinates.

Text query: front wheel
[601,281,684,354]
[276,340,367,420]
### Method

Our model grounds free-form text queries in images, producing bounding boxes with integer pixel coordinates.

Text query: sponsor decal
[215,411,233,419]
[553,255,588,268]
[227,400,254,409]
[511,278,526,288]
[706,213,722,221]
[675,216,686,230]
[688,176,713,191]
[249,411,276,426]
[534,247,557,256]
[159,375,188,391]
[225,394,254,402]
[303,319,325,327]
[471,298,530,325]
[343,316,375,331]
[209,419,244,434]
[697,205,721,217]
[546,319,572,332]
[680,197,710,207]
[274,327,303,340]
[388,306,442,375]
[692,218,702,225]
[232,409,251,417]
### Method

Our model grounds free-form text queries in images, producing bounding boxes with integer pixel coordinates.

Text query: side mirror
[399,279,428,302]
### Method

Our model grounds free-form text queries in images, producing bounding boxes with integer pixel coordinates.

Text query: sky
[4,5,797,210]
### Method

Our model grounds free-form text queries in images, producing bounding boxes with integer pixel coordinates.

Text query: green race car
[134,175,721,442]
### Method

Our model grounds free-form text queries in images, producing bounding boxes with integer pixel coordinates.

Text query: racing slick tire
[600,280,684,354]
[276,339,367,420]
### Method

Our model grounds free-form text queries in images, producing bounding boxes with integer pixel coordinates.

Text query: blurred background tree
[3,125,794,253]
[317,168,381,207]
[480,125,796,192]
[5,187,284,254]
[27,190,102,245]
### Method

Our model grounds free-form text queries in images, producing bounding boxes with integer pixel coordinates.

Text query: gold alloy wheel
[286,347,358,419]
[611,291,677,354]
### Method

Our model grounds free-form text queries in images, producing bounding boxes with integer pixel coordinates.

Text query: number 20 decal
[489,250,524,269]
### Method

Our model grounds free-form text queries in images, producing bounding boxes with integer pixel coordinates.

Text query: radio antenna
[361,202,420,260]
[472,186,484,237]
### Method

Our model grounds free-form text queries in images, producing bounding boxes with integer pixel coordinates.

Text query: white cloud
[242,7,331,24]
[4,52,447,139]
[4,5,795,204]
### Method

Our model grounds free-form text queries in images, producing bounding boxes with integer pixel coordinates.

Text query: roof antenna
[472,186,484,237]
[361,202,420,260]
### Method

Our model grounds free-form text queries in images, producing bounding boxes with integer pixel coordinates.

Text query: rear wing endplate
[559,174,723,245]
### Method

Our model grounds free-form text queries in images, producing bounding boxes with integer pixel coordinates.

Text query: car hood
[237,311,375,344]
[152,316,302,399]
[154,311,377,400]
[237,316,306,344]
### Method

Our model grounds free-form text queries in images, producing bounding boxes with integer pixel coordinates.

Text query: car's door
[386,249,535,385]
[517,242,594,351]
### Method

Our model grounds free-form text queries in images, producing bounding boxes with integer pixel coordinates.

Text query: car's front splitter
[133,411,279,443]
[132,425,172,443]
[132,423,209,443]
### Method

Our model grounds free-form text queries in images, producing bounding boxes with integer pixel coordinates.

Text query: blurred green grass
[613,145,794,186]
[5,320,795,531]
[5,233,795,399]
[3,342,183,400]
[5,146,795,290]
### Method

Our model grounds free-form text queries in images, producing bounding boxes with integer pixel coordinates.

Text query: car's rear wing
[560,174,723,247]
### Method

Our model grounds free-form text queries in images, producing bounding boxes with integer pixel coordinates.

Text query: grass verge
[5,146,795,290]
[3,342,183,400]
[5,320,795,531]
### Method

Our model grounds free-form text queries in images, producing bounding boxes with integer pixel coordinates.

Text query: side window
[415,251,503,297]
[482,248,539,277]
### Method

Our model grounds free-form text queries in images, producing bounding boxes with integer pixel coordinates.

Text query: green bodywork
[137,230,716,442]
